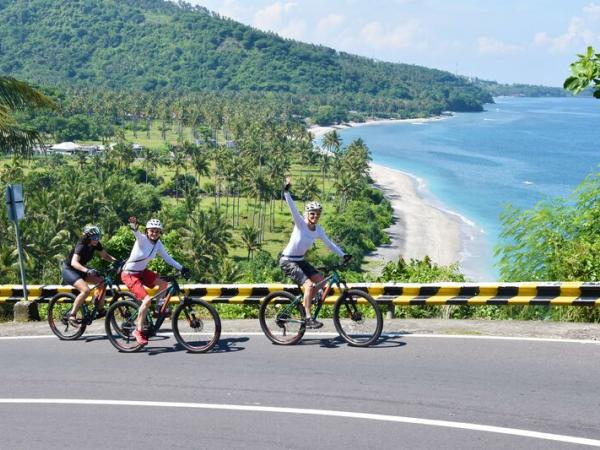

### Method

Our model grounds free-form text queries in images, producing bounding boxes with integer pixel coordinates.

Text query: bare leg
[136,295,151,331]
[70,278,91,316]
[303,273,324,319]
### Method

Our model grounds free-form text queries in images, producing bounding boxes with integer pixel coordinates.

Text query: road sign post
[5,184,34,321]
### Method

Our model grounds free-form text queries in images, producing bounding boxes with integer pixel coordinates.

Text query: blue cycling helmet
[83,224,101,240]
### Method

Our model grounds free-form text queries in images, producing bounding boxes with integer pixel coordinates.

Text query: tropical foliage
[0,76,55,155]
[564,46,600,98]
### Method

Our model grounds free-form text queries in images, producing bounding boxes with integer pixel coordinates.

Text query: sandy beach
[367,163,463,269]
[308,115,450,140]
[310,117,464,273]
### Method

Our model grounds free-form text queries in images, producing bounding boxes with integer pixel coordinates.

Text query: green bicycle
[259,263,383,347]
[105,274,221,353]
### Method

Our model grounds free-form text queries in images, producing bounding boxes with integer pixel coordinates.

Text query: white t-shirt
[281,191,344,261]
[123,230,182,272]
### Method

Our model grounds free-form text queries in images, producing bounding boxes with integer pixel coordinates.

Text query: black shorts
[62,266,86,286]
[279,258,319,286]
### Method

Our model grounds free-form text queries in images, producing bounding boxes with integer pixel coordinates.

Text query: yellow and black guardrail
[1,282,600,306]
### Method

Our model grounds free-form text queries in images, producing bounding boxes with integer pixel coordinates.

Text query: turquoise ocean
[337,97,600,280]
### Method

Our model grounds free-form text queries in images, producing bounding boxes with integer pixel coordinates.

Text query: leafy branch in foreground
[564,46,600,98]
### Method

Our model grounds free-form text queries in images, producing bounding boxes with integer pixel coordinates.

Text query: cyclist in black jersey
[62,225,118,325]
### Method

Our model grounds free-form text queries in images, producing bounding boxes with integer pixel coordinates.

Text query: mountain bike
[259,263,383,347]
[105,274,221,353]
[47,269,136,341]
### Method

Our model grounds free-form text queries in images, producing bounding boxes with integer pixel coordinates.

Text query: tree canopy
[0,0,491,115]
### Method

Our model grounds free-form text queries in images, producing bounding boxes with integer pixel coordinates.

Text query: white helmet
[145,218,163,230]
[304,201,323,213]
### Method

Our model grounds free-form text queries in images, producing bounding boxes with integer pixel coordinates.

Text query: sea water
[337,97,600,280]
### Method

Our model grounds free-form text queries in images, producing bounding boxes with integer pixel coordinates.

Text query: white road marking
[0,332,598,344]
[0,398,599,447]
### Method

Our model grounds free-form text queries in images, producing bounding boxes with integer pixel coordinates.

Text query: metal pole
[7,185,28,302]
[13,217,28,302]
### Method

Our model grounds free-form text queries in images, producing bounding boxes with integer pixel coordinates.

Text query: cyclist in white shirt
[279,178,351,328]
[121,216,189,345]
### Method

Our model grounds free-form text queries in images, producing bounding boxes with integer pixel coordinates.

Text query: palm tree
[0,76,56,156]
[296,175,321,201]
[322,130,342,156]
[240,224,261,260]
[319,152,332,195]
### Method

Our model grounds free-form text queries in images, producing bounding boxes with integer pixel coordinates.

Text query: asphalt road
[0,325,599,449]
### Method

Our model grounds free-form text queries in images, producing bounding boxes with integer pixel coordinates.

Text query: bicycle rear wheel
[47,293,86,340]
[172,299,221,353]
[105,299,143,352]
[259,291,306,345]
[333,289,383,347]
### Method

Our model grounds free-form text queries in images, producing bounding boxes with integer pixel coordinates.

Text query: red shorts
[121,270,159,300]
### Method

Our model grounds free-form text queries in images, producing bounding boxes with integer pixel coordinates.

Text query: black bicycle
[47,269,136,340]
[104,274,221,353]
[259,263,383,347]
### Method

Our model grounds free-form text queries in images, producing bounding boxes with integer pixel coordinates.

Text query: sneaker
[132,329,148,346]
[67,315,80,328]
[305,318,323,329]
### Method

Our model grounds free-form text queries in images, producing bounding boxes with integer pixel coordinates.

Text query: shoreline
[308,114,452,140]
[367,162,464,272]
[309,115,486,279]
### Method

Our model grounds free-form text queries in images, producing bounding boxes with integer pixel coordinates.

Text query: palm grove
[0,81,394,289]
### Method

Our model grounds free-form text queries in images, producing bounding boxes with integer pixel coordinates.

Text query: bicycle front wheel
[105,299,143,353]
[108,292,139,338]
[259,291,306,345]
[47,293,86,340]
[333,289,383,347]
[172,299,221,353]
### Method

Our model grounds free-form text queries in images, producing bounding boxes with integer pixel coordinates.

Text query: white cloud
[317,14,344,33]
[359,19,425,49]
[477,36,522,55]
[253,2,298,31]
[533,16,600,53]
[583,2,600,17]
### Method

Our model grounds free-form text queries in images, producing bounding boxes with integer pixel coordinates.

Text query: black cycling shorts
[62,266,86,286]
[279,258,319,286]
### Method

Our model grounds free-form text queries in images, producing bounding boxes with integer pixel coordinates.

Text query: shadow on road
[143,336,248,356]
[300,335,407,349]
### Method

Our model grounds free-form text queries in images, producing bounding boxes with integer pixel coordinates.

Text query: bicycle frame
[131,276,183,335]
[281,267,348,321]
[78,274,117,324]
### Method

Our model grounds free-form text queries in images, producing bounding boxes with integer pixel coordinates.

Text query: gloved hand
[128,216,138,230]
[342,254,353,265]
[87,268,100,277]
[180,267,191,279]
[112,260,125,271]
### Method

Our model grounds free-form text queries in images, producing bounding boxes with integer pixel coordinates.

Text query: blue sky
[186,0,600,87]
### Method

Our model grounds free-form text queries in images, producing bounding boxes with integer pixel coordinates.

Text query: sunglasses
[90,234,100,241]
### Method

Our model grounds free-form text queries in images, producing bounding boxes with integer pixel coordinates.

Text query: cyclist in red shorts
[121,217,189,345]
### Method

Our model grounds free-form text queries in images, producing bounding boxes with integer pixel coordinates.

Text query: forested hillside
[0,0,491,114]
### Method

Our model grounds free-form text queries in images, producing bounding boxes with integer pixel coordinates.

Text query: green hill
[0,0,491,113]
